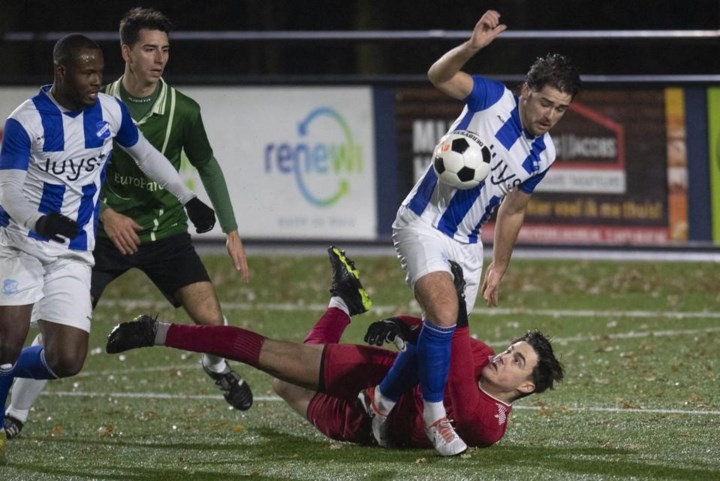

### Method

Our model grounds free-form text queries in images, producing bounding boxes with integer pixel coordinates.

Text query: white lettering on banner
[536,169,627,194]
[412,120,450,152]
[412,120,452,182]
[555,134,617,159]
[484,225,669,245]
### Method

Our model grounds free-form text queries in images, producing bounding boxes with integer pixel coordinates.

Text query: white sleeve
[122,133,195,205]
[0,169,42,230]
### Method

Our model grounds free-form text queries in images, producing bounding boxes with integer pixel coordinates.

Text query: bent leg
[6,334,47,429]
[0,305,33,430]
[37,321,88,378]
[272,378,316,418]
[176,281,230,370]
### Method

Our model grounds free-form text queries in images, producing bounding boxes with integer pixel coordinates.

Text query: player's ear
[120,43,132,62]
[517,380,535,396]
[520,83,531,101]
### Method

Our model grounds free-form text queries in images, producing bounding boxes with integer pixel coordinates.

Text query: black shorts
[91,232,210,308]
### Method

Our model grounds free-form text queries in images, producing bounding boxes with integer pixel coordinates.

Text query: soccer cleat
[425,417,468,456]
[0,429,6,465]
[448,260,466,300]
[358,387,390,447]
[106,314,158,354]
[448,260,469,326]
[328,246,372,316]
[3,416,23,440]
[203,364,253,411]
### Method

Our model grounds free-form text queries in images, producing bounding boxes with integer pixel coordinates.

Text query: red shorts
[306,344,397,444]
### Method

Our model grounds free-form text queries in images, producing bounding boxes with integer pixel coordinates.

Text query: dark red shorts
[306,343,397,444]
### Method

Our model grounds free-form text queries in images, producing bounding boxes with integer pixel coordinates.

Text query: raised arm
[427,10,507,100]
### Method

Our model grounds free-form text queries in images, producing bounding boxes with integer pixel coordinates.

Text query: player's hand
[481,261,504,307]
[35,212,79,242]
[469,10,507,50]
[184,197,216,234]
[101,207,142,255]
[365,317,411,351]
[226,230,250,283]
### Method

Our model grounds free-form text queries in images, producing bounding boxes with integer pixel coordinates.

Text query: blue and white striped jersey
[399,76,556,244]
[0,85,138,253]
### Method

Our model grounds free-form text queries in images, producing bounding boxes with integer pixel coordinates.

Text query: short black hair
[526,53,582,99]
[53,34,101,66]
[119,7,174,47]
[512,329,564,398]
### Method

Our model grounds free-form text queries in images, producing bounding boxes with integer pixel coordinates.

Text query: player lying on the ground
[106,247,563,453]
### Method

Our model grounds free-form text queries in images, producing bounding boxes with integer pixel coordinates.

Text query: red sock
[303,307,350,345]
[165,324,265,366]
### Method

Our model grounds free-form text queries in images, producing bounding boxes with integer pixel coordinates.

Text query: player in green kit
[3,7,253,438]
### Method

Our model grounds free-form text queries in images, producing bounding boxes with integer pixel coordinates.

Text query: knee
[272,378,288,398]
[422,305,458,328]
[415,273,459,327]
[0,341,23,365]
[44,350,86,378]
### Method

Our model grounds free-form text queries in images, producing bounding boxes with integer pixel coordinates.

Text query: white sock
[6,334,47,424]
[328,296,350,316]
[374,386,396,415]
[422,401,447,427]
[201,315,230,374]
[202,354,228,373]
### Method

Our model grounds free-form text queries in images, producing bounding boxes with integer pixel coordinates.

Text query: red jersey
[317,317,512,449]
[387,324,512,448]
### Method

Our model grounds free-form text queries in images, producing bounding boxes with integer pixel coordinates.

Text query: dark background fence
[2,0,719,84]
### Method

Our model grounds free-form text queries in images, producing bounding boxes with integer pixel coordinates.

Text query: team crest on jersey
[96,121,111,140]
[2,279,19,296]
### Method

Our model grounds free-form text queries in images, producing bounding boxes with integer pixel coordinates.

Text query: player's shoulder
[471,74,507,91]
[7,97,37,121]
[468,75,513,111]
[96,91,124,111]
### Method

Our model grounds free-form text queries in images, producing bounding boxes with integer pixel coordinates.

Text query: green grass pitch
[3,252,719,481]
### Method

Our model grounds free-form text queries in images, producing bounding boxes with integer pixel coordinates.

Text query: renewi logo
[264,107,363,207]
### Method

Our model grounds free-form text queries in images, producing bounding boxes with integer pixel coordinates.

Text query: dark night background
[1,0,719,85]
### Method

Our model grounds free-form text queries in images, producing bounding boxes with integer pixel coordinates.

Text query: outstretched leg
[107,316,325,390]
[275,246,372,417]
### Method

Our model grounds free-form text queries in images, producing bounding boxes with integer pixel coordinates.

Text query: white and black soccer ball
[432,130,492,190]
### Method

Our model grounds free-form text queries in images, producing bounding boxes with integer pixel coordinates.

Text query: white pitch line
[99,299,720,320]
[41,390,720,416]
[550,326,720,344]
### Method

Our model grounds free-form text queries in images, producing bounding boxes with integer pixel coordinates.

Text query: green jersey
[100,78,237,242]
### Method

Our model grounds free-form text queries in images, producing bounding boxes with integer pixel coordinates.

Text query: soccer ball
[432,130,492,189]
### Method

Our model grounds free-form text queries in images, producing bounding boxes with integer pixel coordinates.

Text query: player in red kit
[106,247,564,453]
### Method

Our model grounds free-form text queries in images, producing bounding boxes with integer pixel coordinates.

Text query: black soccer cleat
[328,246,372,316]
[203,364,253,411]
[106,314,158,354]
[448,260,469,326]
[448,260,466,300]
[3,416,23,440]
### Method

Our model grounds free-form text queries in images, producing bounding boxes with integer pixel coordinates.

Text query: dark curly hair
[512,329,564,399]
[525,53,582,99]
[119,7,174,47]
